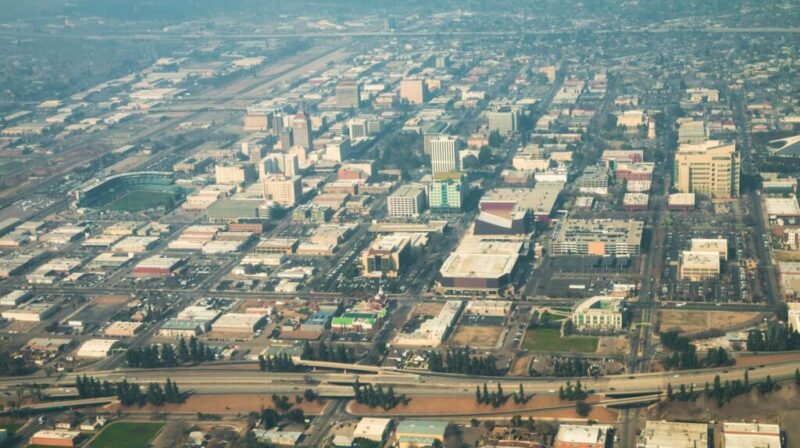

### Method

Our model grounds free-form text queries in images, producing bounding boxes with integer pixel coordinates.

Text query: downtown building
[429,172,465,213]
[673,140,740,198]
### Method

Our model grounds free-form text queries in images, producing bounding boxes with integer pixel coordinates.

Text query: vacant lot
[88,422,164,448]
[523,328,598,353]
[348,394,617,423]
[411,302,444,318]
[94,295,129,305]
[659,310,762,334]
[450,326,503,347]
[112,394,327,415]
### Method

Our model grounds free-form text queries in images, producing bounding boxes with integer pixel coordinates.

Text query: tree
[575,401,592,417]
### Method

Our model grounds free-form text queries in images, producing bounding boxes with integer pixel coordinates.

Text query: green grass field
[87,422,164,448]
[1,422,24,435]
[523,328,598,353]
[109,190,178,212]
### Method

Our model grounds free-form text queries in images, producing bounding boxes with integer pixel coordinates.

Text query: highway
[1,355,798,399]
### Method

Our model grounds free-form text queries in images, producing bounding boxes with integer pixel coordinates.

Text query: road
[2,353,799,399]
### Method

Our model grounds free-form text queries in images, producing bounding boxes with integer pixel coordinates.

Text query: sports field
[87,422,164,448]
[109,190,178,212]
[523,328,598,353]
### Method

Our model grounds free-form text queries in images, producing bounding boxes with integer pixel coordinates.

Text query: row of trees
[474,383,529,407]
[746,324,800,352]
[660,331,734,370]
[668,371,782,408]
[552,357,591,377]
[75,375,116,398]
[475,383,509,408]
[427,348,499,376]
[258,353,301,372]
[300,341,354,363]
[353,381,407,410]
[558,381,589,401]
[125,336,214,368]
[76,375,185,407]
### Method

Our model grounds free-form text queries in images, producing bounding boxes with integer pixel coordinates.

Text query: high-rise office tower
[279,127,294,151]
[673,140,740,198]
[399,78,427,105]
[292,112,313,151]
[430,136,462,174]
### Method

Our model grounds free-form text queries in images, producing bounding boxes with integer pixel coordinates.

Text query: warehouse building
[353,418,392,443]
[131,256,185,277]
[211,312,266,335]
[554,424,612,448]
[721,422,781,448]
[104,321,143,337]
[2,302,58,322]
[30,430,82,447]
[394,420,448,448]
[642,420,709,448]
[76,339,121,358]
[0,289,32,306]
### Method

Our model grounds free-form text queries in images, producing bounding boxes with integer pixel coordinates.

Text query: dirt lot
[411,302,444,318]
[596,336,629,356]
[658,310,762,334]
[450,326,503,347]
[509,354,533,376]
[348,394,617,423]
[94,295,130,305]
[649,383,800,428]
[734,351,800,367]
[109,394,327,415]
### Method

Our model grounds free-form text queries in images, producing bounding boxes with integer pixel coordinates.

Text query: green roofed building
[395,420,447,447]
[331,311,385,332]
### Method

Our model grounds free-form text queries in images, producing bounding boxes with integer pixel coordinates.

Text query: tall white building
[430,136,462,174]
[387,184,426,218]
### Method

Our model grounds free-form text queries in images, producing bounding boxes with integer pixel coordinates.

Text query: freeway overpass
[1,355,798,398]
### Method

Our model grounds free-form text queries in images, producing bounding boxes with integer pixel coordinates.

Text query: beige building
[399,79,427,105]
[673,140,740,198]
[262,175,302,206]
[215,163,257,185]
[691,238,728,261]
[387,184,427,218]
[679,251,721,281]
[572,296,624,333]
[642,420,709,448]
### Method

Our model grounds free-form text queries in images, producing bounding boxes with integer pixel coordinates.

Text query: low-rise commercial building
[353,417,392,443]
[721,422,780,448]
[30,430,81,447]
[395,420,447,448]
[76,339,120,358]
[691,238,728,261]
[642,420,709,448]
[679,251,721,281]
[554,424,612,448]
